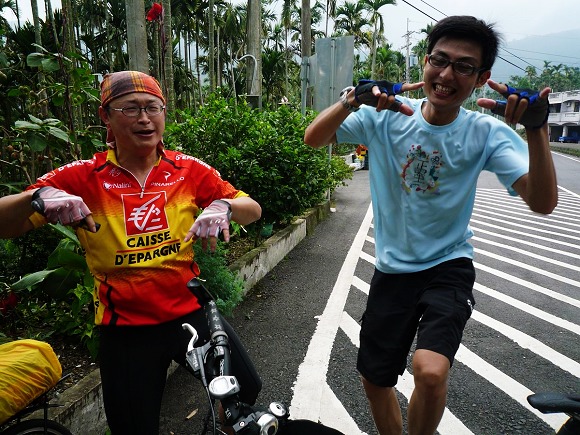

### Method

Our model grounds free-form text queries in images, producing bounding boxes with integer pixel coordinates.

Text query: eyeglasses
[427,54,485,76]
[108,104,166,117]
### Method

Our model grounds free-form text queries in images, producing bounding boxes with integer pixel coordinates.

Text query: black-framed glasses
[108,104,166,117]
[427,54,485,76]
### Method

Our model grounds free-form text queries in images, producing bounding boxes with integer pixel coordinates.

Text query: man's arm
[304,82,424,149]
[0,190,37,238]
[477,82,558,214]
[223,196,262,226]
[511,123,558,214]
[303,100,351,149]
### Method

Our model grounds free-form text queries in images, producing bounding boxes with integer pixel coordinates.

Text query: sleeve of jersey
[483,124,529,196]
[194,165,249,208]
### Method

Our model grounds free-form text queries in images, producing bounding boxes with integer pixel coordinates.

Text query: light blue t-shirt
[336,97,529,274]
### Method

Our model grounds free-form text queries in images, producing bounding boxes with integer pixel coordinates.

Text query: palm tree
[280,0,294,96]
[361,0,395,79]
[0,0,18,31]
[374,44,404,82]
[333,1,371,51]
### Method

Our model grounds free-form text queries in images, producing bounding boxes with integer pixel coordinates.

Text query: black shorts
[99,310,262,435]
[357,257,476,387]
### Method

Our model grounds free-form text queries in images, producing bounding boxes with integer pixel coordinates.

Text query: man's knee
[412,350,450,391]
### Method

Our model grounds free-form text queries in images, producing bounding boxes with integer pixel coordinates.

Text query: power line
[503,47,580,62]
[415,0,447,17]
[399,0,528,73]
[399,0,438,22]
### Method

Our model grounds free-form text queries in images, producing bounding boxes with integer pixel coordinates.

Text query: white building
[548,90,580,142]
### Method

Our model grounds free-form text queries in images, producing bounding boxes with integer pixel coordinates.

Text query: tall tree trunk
[152,22,160,78]
[208,0,215,91]
[184,28,191,106]
[301,0,312,108]
[44,0,59,48]
[161,0,175,117]
[105,2,112,70]
[125,0,148,72]
[15,0,21,29]
[216,26,221,88]
[195,18,203,106]
[30,0,48,117]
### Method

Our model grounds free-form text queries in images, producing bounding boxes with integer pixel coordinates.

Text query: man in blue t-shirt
[304,15,557,435]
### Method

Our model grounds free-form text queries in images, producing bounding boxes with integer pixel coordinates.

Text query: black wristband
[31,187,50,215]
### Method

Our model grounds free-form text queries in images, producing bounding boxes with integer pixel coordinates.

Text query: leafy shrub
[165,95,353,227]
[193,242,245,316]
[2,224,98,357]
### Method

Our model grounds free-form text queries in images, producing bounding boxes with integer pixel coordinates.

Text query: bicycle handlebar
[183,277,287,434]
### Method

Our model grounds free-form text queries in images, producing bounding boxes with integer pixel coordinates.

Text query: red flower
[147,3,163,22]
[0,291,18,315]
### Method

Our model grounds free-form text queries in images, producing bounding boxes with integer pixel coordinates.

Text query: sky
[5,0,580,79]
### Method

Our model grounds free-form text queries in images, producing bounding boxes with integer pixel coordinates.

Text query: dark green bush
[193,242,245,316]
[165,95,353,227]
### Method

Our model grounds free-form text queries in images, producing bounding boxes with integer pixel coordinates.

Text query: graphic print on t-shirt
[401,144,444,194]
[123,191,169,235]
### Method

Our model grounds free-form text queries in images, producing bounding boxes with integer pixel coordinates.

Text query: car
[558,136,579,143]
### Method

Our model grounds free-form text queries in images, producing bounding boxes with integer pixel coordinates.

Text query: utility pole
[402,18,415,85]
[247,0,262,107]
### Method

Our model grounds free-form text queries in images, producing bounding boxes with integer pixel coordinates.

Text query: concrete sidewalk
[33,201,331,435]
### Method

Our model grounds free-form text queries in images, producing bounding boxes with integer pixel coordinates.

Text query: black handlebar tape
[204,301,233,376]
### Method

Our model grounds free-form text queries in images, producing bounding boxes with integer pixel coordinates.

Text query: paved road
[160,151,580,434]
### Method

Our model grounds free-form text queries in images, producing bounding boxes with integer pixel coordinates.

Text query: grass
[550,146,580,157]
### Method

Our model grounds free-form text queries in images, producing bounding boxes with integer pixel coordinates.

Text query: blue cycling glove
[354,79,404,112]
[490,85,549,129]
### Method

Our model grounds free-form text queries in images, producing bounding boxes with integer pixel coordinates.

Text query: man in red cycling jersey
[0,71,262,434]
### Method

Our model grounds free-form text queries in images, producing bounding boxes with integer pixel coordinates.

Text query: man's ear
[98,106,110,124]
[476,70,492,88]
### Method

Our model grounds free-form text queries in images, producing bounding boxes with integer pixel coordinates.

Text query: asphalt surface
[159,169,372,434]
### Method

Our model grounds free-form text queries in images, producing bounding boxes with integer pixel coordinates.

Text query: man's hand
[354,79,424,115]
[477,80,551,128]
[31,187,98,232]
[184,199,232,252]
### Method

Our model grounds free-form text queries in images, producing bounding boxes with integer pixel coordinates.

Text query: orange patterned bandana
[100,71,165,107]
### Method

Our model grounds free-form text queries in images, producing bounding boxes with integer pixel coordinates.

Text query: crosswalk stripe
[474,262,580,308]
[474,248,580,288]
[474,282,580,335]
[455,346,568,431]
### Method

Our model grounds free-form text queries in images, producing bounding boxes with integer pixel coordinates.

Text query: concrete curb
[38,201,330,434]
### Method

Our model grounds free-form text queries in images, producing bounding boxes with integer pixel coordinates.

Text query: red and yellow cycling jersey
[28,148,247,326]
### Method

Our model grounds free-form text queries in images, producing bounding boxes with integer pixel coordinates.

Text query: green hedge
[165,95,352,227]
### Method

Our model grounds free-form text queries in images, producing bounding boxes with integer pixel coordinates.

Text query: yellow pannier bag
[0,339,62,425]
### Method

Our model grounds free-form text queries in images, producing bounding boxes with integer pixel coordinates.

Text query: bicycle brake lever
[182,323,199,351]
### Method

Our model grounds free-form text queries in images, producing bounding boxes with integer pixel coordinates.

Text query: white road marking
[290,203,373,433]
[455,346,568,431]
